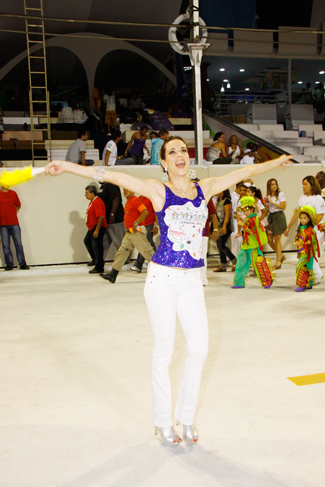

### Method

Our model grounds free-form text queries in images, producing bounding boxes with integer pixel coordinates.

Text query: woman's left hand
[45,161,68,175]
[274,154,295,168]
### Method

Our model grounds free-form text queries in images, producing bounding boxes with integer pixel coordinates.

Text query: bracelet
[213,229,218,232]
[110,213,114,216]
[134,221,138,226]
[93,166,106,183]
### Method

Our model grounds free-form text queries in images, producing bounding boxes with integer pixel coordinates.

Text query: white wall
[0,164,323,267]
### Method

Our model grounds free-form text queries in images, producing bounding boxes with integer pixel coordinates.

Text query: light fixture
[227,82,231,89]
[221,85,225,92]
[206,78,209,81]
[245,88,250,91]
[223,79,228,82]
[319,71,325,74]
[239,69,245,72]
[297,81,303,84]
[316,81,320,84]
[219,68,225,72]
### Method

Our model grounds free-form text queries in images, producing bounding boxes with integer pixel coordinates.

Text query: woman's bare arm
[45,160,165,210]
[125,133,136,155]
[200,154,294,202]
[220,142,228,158]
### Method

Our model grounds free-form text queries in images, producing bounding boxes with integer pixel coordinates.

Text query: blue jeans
[0,225,27,267]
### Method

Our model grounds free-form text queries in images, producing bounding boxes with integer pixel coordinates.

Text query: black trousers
[217,229,236,264]
[84,226,106,271]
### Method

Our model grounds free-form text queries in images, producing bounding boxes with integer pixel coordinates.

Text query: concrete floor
[1,253,324,487]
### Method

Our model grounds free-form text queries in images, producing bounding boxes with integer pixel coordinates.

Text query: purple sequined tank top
[152,182,208,268]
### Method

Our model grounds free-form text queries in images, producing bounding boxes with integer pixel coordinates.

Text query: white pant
[144,263,209,427]
[200,236,209,285]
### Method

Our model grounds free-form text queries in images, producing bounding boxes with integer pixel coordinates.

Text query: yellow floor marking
[288,373,325,386]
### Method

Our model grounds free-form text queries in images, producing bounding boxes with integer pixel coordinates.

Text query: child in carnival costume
[232,196,273,289]
[294,205,320,292]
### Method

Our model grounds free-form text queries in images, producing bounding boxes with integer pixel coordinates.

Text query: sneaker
[20,264,30,270]
[4,265,13,271]
[130,265,142,273]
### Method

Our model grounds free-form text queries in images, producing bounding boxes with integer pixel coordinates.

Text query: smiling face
[161,139,190,179]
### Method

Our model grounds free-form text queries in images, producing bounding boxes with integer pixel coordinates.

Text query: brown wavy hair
[302,175,321,195]
[266,178,280,198]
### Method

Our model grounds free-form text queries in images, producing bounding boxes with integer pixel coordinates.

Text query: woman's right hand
[283,227,290,237]
[45,160,69,175]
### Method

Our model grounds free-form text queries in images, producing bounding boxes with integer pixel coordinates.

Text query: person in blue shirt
[150,129,169,165]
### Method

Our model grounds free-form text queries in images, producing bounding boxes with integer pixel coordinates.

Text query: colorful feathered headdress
[299,205,317,225]
[239,195,257,210]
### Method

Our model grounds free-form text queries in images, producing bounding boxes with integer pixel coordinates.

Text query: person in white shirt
[285,175,325,283]
[264,179,287,269]
[103,87,117,131]
[240,143,263,165]
[102,130,134,166]
[226,135,242,164]
[66,130,94,166]
[102,130,121,166]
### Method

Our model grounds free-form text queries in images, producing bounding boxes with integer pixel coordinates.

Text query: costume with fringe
[233,212,273,288]
[295,224,319,289]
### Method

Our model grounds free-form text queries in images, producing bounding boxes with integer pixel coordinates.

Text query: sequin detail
[152,183,208,268]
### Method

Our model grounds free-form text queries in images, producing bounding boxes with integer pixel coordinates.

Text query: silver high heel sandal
[154,426,182,447]
[176,421,198,444]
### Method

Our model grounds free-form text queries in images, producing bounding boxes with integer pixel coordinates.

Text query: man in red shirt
[130,195,157,273]
[84,184,107,274]
[0,186,29,270]
[100,189,155,283]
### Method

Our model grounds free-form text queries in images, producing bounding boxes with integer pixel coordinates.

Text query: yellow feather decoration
[0,166,34,189]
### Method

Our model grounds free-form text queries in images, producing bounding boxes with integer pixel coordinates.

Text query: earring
[162,166,169,183]
[189,168,197,180]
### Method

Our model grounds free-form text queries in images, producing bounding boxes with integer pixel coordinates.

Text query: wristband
[93,166,106,183]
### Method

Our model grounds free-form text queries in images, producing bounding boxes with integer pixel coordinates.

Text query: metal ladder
[23,0,51,164]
